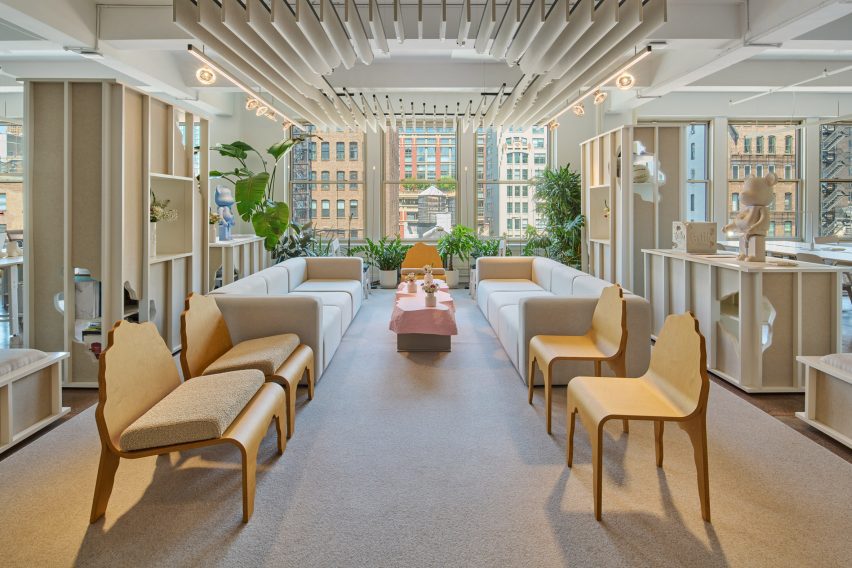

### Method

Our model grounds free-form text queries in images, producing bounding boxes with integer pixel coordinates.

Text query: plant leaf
[251,201,291,251]
[267,138,300,161]
[235,172,269,221]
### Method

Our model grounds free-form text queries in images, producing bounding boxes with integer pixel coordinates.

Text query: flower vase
[209,225,219,244]
[149,222,157,257]
[424,272,434,285]
[406,281,417,294]
[425,292,437,307]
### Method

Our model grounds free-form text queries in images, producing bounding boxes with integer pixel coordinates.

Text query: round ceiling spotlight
[246,98,259,111]
[616,72,635,90]
[571,103,585,117]
[593,90,608,105]
[282,121,292,132]
[195,66,216,85]
[255,105,269,117]
[265,111,277,121]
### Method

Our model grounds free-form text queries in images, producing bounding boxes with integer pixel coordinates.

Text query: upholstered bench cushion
[0,348,47,376]
[204,333,300,376]
[119,370,264,451]
[821,353,852,375]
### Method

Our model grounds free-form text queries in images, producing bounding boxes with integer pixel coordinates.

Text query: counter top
[642,248,845,273]
[209,234,264,248]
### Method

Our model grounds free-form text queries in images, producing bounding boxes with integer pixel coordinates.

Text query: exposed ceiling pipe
[504,0,551,66]
[474,0,497,54]
[344,0,374,65]
[439,0,447,42]
[489,0,522,61]
[418,0,424,40]
[368,0,389,54]
[519,0,594,75]
[318,0,357,69]
[394,0,405,44]
[268,0,332,76]
[293,0,343,71]
[458,0,472,46]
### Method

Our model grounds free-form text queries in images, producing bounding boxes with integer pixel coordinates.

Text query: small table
[390,281,457,352]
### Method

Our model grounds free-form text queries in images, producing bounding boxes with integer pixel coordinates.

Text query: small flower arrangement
[423,264,433,273]
[208,211,223,225]
[405,272,417,282]
[150,192,178,223]
[422,282,439,294]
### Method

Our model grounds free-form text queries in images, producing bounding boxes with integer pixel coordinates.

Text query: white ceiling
[0,0,849,124]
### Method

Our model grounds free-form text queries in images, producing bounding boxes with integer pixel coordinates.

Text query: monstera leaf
[252,201,291,250]
[235,172,270,221]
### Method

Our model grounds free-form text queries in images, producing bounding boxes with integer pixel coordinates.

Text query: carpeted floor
[1,291,851,567]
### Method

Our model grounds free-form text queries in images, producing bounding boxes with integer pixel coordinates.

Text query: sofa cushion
[281,258,307,290]
[486,290,552,327]
[477,279,545,315]
[293,279,363,316]
[497,305,520,368]
[258,266,289,295]
[291,290,353,333]
[210,274,268,296]
[119,370,264,451]
[203,333,300,377]
[532,258,557,291]
[321,306,343,369]
[572,275,611,297]
[550,265,587,296]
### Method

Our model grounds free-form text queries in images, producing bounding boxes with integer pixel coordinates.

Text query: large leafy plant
[210,136,312,250]
[523,165,585,267]
[470,236,502,263]
[351,236,410,271]
[437,225,477,271]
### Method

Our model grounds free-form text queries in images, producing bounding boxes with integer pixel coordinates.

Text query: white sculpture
[723,172,777,262]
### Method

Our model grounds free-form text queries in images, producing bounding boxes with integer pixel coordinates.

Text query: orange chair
[400,242,446,277]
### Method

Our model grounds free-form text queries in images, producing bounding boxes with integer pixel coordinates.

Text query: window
[686,123,710,221]
[476,126,548,237]
[728,122,801,238]
[0,192,6,211]
[690,143,696,160]
[744,137,752,153]
[383,123,457,238]
[349,199,358,218]
[819,123,852,239]
[337,199,345,218]
[290,126,365,239]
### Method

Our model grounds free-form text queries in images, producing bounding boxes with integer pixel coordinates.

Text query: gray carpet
[1,291,851,567]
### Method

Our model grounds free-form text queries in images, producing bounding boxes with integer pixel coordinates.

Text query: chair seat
[203,333,300,377]
[567,376,685,423]
[530,334,616,363]
[119,370,265,452]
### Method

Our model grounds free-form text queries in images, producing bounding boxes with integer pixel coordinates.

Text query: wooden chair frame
[181,293,315,439]
[566,312,711,522]
[91,321,287,524]
[527,285,629,434]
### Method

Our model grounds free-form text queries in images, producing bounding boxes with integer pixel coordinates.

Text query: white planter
[208,225,219,244]
[149,222,157,257]
[406,281,417,294]
[424,293,437,307]
[379,270,398,289]
[445,269,459,288]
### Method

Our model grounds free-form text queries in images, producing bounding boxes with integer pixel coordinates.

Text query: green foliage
[471,236,502,261]
[350,236,411,271]
[523,165,585,267]
[436,225,477,271]
[210,135,316,252]
[399,177,457,192]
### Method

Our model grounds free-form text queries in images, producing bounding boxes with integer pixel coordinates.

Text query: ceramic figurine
[723,173,777,262]
[214,186,236,241]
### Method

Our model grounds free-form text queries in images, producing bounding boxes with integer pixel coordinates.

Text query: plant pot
[406,281,417,294]
[424,292,437,307]
[149,222,157,257]
[208,225,219,244]
[445,269,459,288]
[379,270,398,289]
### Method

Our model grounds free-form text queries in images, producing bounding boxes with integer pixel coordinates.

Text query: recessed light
[195,66,216,85]
[616,72,635,90]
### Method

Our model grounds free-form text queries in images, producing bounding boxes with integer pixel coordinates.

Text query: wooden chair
[181,293,314,439]
[91,321,286,524]
[400,242,446,276]
[527,285,628,434]
[566,312,710,522]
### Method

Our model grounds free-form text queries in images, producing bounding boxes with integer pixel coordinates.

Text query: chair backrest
[180,293,234,379]
[589,285,627,357]
[644,312,708,418]
[796,252,826,265]
[96,321,181,453]
[402,242,443,270]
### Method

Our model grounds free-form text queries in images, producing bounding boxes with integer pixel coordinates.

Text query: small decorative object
[208,210,222,244]
[672,221,717,254]
[214,186,236,242]
[405,272,417,293]
[149,191,177,257]
[423,281,439,307]
[602,200,610,220]
[5,239,22,258]
[423,264,434,285]
[723,173,777,262]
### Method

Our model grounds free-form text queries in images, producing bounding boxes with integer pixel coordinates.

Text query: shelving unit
[207,234,269,291]
[25,80,209,386]
[581,125,683,294]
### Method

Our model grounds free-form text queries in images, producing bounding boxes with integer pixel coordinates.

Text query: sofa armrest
[212,295,323,376]
[476,257,533,281]
[306,257,363,281]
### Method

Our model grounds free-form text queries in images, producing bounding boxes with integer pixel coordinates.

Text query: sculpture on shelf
[214,186,236,241]
[723,172,777,262]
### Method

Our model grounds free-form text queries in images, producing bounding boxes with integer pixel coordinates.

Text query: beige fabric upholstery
[0,349,47,376]
[306,257,363,281]
[401,267,446,276]
[209,275,268,296]
[531,258,556,290]
[280,258,308,290]
[321,306,343,369]
[572,275,612,297]
[257,266,290,295]
[486,290,550,327]
[293,279,363,316]
[204,333,300,377]
[477,279,544,315]
[550,265,585,296]
[119,370,264,451]
[476,257,533,281]
[291,290,353,332]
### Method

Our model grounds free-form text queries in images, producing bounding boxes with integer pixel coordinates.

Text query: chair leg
[566,409,576,467]
[681,416,711,523]
[527,355,536,405]
[274,403,287,455]
[90,447,120,523]
[545,363,553,435]
[240,442,260,523]
[285,383,296,440]
[654,420,664,467]
[598,359,628,433]
[306,360,315,401]
[592,422,604,521]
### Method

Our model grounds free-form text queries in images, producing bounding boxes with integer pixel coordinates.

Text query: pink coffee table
[389,286,457,352]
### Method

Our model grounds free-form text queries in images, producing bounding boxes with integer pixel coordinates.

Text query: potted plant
[522,165,585,267]
[404,272,418,293]
[437,225,477,288]
[210,135,316,251]
[208,210,222,243]
[149,191,177,257]
[351,236,410,288]
[422,281,439,307]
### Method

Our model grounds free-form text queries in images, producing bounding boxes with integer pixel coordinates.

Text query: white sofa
[209,257,363,379]
[475,257,651,386]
